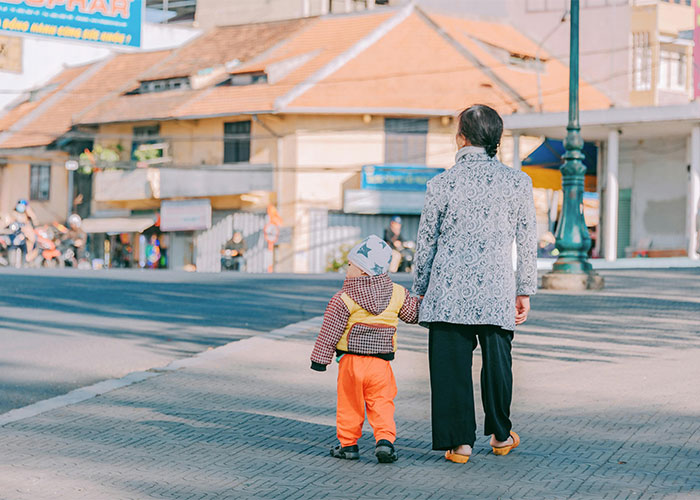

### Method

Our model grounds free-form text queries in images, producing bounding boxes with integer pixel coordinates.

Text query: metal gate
[195,211,268,273]
[307,210,420,273]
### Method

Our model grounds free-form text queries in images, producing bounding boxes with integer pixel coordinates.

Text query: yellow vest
[336,283,405,353]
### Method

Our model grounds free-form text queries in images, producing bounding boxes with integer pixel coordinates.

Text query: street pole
[541,0,604,290]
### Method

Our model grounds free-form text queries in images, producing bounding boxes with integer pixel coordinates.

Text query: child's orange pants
[336,354,397,447]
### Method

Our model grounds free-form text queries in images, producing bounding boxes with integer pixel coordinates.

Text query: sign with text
[160,199,211,232]
[0,0,143,47]
[361,165,444,192]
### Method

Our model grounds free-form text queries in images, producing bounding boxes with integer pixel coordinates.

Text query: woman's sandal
[491,431,520,456]
[445,450,471,464]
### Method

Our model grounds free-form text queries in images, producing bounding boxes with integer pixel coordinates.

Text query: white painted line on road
[0,371,159,427]
[0,316,323,427]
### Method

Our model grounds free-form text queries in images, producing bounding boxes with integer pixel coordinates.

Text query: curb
[0,316,323,427]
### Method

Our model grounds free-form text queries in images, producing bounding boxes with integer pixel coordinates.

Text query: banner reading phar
[0,0,143,48]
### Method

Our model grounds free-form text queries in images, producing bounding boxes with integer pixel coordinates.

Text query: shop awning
[82,216,156,234]
[522,138,597,175]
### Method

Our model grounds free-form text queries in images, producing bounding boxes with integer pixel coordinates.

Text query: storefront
[82,215,157,269]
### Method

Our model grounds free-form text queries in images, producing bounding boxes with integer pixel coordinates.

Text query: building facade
[1,6,611,272]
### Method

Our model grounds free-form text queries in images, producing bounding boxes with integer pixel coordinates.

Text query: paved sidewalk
[1,269,699,499]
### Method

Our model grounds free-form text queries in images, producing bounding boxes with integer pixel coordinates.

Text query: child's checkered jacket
[310,273,421,371]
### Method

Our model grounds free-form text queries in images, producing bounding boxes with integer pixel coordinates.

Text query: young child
[310,234,421,463]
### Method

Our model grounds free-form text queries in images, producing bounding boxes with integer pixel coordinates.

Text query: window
[632,32,652,91]
[384,118,429,164]
[659,49,687,91]
[223,121,251,164]
[30,164,51,201]
[229,72,268,86]
[137,77,190,94]
[132,125,162,161]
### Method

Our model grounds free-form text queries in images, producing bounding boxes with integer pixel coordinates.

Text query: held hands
[515,295,530,326]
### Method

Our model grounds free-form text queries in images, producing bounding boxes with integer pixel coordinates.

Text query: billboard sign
[0,0,143,47]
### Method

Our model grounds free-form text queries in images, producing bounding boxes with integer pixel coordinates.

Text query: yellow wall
[280,114,457,272]
[98,117,276,167]
[94,113,459,272]
[0,155,69,225]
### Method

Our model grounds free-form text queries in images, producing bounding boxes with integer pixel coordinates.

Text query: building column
[512,132,521,170]
[367,0,376,9]
[345,0,352,12]
[604,129,619,261]
[688,125,700,259]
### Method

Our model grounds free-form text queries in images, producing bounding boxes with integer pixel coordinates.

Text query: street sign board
[0,0,143,48]
[361,165,444,192]
[160,199,211,232]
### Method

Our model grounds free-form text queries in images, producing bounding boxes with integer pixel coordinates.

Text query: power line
[0,59,649,141]
[0,40,636,97]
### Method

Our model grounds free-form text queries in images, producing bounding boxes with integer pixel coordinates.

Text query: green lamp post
[541,0,603,291]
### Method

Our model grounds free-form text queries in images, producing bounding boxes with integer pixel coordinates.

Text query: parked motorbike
[59,238,78,267]
[221,248,245,271]
[397,240,416,273]
[0,233,9,266]
[3,222,27,268]
[32,226,62,268]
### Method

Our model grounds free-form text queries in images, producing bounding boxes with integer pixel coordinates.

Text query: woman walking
[413,104,537,464]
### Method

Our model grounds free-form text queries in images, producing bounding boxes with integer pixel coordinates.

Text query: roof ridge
[414,7,534,113]
[231,17,321,74]
[275,3,415,111]
[137,31,208,82]
[211,15,320,30]
[0,56,114,147]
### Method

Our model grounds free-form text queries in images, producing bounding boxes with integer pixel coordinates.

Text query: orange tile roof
[142,18,314,81]
[286,12,518,114]
[78,16,321,124]
[0,64,93,147]
[0,50,171,149]
[174,11,394,119]
[1,8,612,143]
[428,13,611,113]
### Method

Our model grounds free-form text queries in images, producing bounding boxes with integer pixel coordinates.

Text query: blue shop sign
[0,0,143,47]
[361,165,444,192]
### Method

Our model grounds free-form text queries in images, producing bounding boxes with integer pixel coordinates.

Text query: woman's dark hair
[457,104,503,158]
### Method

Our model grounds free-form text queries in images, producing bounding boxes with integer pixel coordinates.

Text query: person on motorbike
[61,214,87,266]
[221,231,247,271]
[383,216,404,273]
[4,200,38,265]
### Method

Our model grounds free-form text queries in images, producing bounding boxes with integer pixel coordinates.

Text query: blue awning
[522,138,597,175]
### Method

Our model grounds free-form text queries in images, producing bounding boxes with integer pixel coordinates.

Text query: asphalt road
[2,267,698,416]
[0,268,413,414]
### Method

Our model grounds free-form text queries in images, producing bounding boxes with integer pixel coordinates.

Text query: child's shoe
[330,444,359,460]
[375,439,398,463]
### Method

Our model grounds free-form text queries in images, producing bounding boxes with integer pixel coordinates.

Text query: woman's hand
[515,295,530,325]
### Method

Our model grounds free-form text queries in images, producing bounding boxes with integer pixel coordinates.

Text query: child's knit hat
[348,234,393,276]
